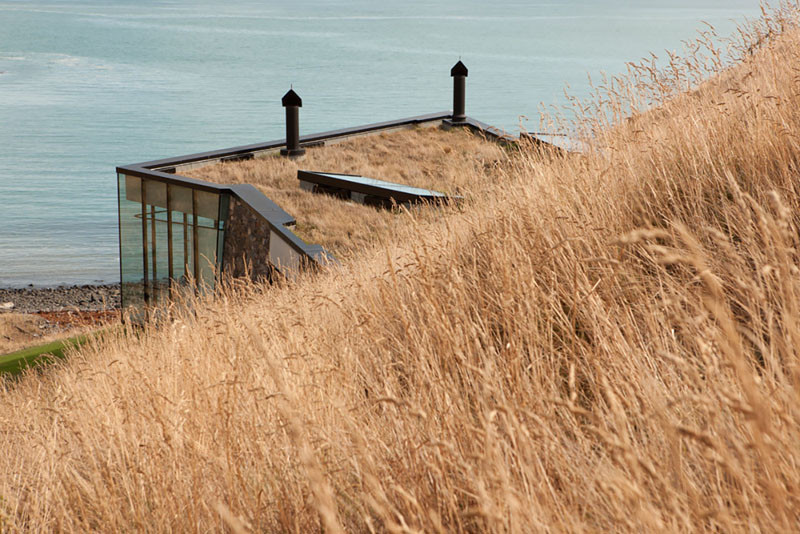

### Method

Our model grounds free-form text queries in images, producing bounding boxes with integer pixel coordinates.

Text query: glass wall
[117,173,228,317]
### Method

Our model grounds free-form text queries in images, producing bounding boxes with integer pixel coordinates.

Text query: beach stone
[0,302,14,310]
[0,284,120,313]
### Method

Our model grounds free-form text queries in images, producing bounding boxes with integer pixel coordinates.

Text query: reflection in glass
[117,174,225,317]
[194,188,220,291]
[118,174,145,316]
[170,184,194,287]
[145,180,169,306]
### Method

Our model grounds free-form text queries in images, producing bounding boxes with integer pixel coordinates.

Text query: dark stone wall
[222,197,274,282]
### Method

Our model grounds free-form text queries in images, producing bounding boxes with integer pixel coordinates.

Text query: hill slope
[2,6,800,532]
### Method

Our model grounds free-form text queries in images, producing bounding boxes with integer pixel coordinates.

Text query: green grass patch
[0,334,91,376]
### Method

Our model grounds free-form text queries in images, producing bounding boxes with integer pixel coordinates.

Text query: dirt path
[0,287,121,355]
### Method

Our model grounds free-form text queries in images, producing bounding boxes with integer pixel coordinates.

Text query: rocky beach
[0,284,120,314]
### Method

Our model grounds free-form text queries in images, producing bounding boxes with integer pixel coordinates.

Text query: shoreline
[0,284,120,314]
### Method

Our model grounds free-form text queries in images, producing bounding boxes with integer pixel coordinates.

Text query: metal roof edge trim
[128,111,452,170]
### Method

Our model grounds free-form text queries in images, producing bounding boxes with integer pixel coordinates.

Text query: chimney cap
[450,60,468,77]
[282,88,302,107]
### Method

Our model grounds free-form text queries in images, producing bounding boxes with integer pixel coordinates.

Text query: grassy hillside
[2,6,800,532]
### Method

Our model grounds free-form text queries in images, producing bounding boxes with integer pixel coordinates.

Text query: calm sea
[0,0,761,287]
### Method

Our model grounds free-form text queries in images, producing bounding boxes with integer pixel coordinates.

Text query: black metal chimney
[280,88,306,157]
[450,60,468,122]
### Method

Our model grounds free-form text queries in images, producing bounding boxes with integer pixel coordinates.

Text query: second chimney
[450,60,468,122]
[280,88,306,158]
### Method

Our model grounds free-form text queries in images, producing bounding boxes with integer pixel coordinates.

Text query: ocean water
[0,0,762,287]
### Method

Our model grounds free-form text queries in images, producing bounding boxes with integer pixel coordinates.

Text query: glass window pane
[145,179,168,209]
[169,184,193,291]
[216,194,230,267]
[194,190,220,292]
[268,230,301,274]
[171,184,193,214]
[143,180,169,307]
[118,176,226,317]
[195,190,219,220]
[118,174,145,314]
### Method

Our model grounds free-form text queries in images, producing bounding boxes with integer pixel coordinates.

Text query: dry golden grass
[184,126,511,259]
[3,5,800,532]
